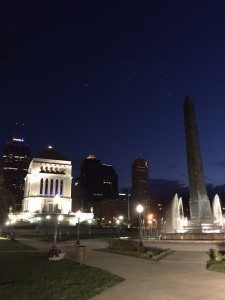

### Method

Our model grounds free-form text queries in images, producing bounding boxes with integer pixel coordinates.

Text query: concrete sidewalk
[21,238,225,300]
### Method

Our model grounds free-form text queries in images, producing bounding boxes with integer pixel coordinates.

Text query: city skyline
[1,1,225,187]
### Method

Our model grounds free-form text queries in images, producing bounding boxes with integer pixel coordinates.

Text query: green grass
[22,231,139,242]
[98,239,172,261]
[0,238,36,251]
[0,252,124,299]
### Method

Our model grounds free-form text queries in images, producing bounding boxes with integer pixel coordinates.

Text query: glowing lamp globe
[136,204,144,213]
[58,215,64,221]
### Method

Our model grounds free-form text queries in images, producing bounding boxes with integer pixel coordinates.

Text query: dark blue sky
[1,1,225,188]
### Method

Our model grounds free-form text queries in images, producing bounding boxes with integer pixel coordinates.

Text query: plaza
[19,237,225,300]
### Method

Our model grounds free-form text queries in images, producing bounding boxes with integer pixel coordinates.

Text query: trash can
[75,245,85,264]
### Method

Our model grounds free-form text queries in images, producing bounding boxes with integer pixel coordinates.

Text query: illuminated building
[2,136,31,210]
[22,146,72,214]
[132,157,149,203]
[77,154,118,217]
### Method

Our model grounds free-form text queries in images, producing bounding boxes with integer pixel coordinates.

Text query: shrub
[152,249,172,261]
[108,239,139,251]
[104,239,172,261]
[48,246,62,257]
[207,260,225,273]
[209,249,223,262]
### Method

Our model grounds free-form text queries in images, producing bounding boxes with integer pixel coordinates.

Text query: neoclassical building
[22,146,72,214]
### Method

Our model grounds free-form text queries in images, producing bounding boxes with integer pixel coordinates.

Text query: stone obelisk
[183,97,213,231]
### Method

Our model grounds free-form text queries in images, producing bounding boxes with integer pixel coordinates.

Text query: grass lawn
[0,252,124,299]
[0,237,36,251]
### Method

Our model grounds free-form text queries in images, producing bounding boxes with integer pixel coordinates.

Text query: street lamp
[118,215,124,221]
[116,219,121,238]
[147,213,153,239]
[88,219,92,238]
[76,210,82,245]
[148,220,153,238]
[53,208,58,249]
[136,204,144,246]
[36,217,41,234]
[58,215,64,238]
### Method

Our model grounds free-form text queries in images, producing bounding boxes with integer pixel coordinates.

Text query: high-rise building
[2,136,31,210]
[77,154,118,217]
[132,157,149,202]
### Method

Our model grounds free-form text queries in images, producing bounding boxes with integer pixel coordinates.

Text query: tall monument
[183,97,213,231]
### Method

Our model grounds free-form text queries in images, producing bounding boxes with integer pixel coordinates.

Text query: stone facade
[22,149,72,214]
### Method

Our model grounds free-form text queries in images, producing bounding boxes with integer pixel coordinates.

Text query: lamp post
[148,220,152,238]
[53,209,58,249]
[88,219,92,238]
[147,213,153,239]
[58,215,64,239]
[45,215,50,236]
[116,219,120,238]
[36,217,41,234]
[76,210,82,245]
[118,215,124,237]
[136,204,144,247]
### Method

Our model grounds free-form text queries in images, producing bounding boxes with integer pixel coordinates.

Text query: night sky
[1,1,225,188]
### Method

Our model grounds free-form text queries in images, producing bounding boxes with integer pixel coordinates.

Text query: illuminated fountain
[165,193,225,235]
[166,194,188,233]
[163,99,225,238]
[212,194,223,228]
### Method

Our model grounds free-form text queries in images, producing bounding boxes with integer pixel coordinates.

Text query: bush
[207,249,225,273]
[103,239,172,261]
[108,239,139,251]
[209,249,224,262]
[48,246,62,257]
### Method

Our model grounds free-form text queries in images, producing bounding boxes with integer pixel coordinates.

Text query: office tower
[2,135,31,210]
[78,154,118,217]
[132,157,149,201]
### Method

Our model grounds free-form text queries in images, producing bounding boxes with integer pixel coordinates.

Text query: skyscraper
[132,157,149,202]
[1,136,31,210]
[77,154,118,217]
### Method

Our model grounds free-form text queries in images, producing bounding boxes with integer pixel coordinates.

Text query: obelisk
[183,97,213,230]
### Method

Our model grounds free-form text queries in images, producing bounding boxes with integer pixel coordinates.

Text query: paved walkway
[21,238,225,300]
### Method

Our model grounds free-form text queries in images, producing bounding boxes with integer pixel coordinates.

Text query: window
[55,179,59,195]
[50,179,54,195]
[45,179,49,195]
[60,180,63,196]
[40,178,43,194]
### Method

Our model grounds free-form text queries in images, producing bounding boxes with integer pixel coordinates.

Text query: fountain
[166,194,188,233]
[163,98,225,239]
[212,194,223,228]
[164,193,225,237]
